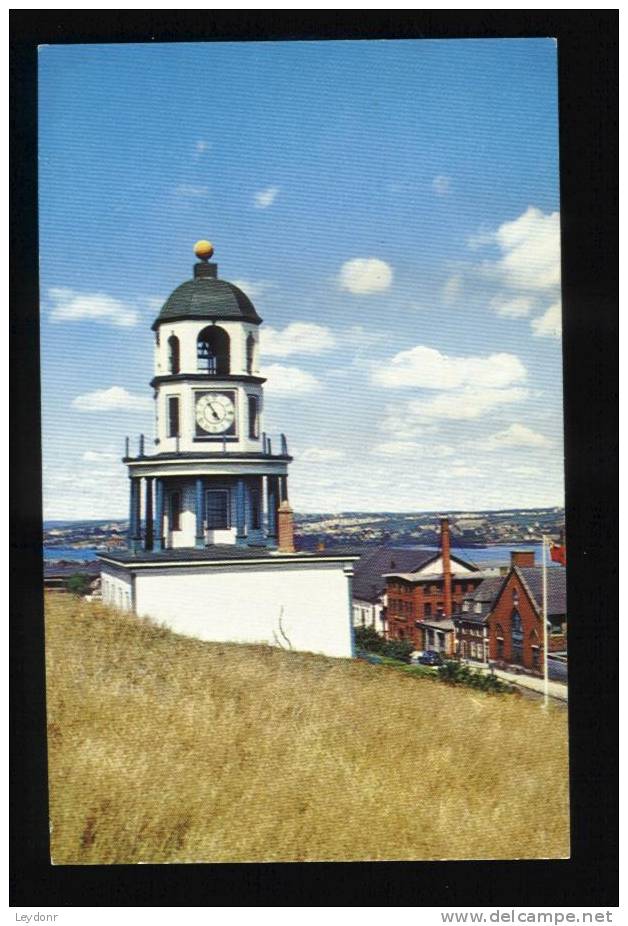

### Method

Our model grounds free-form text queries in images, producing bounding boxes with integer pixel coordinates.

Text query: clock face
[195,392,236,434]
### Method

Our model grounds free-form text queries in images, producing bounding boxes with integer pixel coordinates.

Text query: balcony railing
[124,432,290,460]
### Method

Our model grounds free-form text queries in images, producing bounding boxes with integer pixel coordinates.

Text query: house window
[168,335,180,374]
[452,601,460,614]
[248,395,259,438]
[474,602,482,614]
[169,491,181,531]
[197,325,230,374]
[424,602,432,617]
[550,617,563,636]
[205,489,230,529]
[167,396,180,438]
[531,646,540,669]
[462,600,470,612]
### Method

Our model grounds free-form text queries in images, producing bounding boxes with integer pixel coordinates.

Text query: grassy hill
[44,594,569,864]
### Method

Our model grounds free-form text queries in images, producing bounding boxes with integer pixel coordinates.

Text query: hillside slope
[44,594,569,863]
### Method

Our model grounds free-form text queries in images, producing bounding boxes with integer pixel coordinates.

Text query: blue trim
[144,477,153,551]
[130,478,142,554]
[154,478,164,552]
[267,478,277,539]
[236,478,246,543]
[195,478,204,548]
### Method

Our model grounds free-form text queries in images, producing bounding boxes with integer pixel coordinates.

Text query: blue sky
[39,39,563,518]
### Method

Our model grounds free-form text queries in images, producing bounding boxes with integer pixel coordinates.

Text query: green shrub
[354,626,385,654]
[65,573,92,597]
[437,660,513,694]
[382,639,414,664]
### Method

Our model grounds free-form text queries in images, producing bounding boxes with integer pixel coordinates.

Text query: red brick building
[487,551,567,674]
[385,518,484,654]
[454,575,504,664]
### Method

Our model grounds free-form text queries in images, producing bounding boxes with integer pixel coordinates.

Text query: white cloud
[260,364,321,396]
[433,175,452,195]
[442,274,462,306]
[194,140,211,157]
[448,464,485,478]
[489,294,535,318]
[299,447,345,463]
[506,465,543,477]
[174,183,209,197]
[48,288,139,327]
[407,386,529,421]
[254,186,280,209]
[338,257,393,295]
[81,450,118,462]
[230,279,274,301]
[372,441,422,459]
[373,345,527,391]
[531,301,562,339]
[72,386,152,412]
[372,440,455,459]
[260,322,336,358]
[467,228,494,251]
[485,423,552,449]
[480,206,561,292]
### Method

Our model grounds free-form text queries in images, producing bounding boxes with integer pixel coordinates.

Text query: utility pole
[542,534,549,709]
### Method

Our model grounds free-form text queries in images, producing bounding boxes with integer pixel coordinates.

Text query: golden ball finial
[194,239,214,261]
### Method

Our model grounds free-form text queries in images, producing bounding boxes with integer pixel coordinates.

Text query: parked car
[417,650,444,666]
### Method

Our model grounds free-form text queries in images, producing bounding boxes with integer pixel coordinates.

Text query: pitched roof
[456,575,505,624]
[352,546,437,602]
[516,566,567,616]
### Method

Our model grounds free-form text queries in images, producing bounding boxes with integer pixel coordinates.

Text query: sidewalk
[485,666,568,701]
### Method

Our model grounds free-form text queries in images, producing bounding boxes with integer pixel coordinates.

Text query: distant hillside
[45,594,569,863]
[44,506,565,552]
[295,506,565,550]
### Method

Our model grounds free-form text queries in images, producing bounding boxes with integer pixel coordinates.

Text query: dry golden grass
[45,593,570,864]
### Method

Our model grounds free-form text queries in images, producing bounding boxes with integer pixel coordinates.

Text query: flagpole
[542,534,549,709]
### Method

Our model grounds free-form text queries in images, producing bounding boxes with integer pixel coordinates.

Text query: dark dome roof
[152,262,262,329]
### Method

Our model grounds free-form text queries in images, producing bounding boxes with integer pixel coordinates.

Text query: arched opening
[197,325,230,374]
[168,335,180,374]
[246,333,255,374]
[511,609,523,664]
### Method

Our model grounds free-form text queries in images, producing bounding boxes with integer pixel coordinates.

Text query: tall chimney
[277,500,295,554]
[441,517,452,619]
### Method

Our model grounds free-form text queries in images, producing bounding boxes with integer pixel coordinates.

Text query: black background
[10,10,618,908]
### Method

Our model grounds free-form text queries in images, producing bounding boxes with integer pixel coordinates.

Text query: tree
[65,573,92,597]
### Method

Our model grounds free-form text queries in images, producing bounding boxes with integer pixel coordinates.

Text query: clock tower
[124,240,292,552]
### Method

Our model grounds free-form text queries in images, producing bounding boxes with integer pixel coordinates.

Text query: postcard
[39,38,569,864]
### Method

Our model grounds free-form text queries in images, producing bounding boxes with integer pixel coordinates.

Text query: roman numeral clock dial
[195,393,235,434]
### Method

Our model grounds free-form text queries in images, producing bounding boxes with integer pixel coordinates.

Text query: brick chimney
[441,517,452,619]
[510,550,535,568]
[277,500,295,554]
